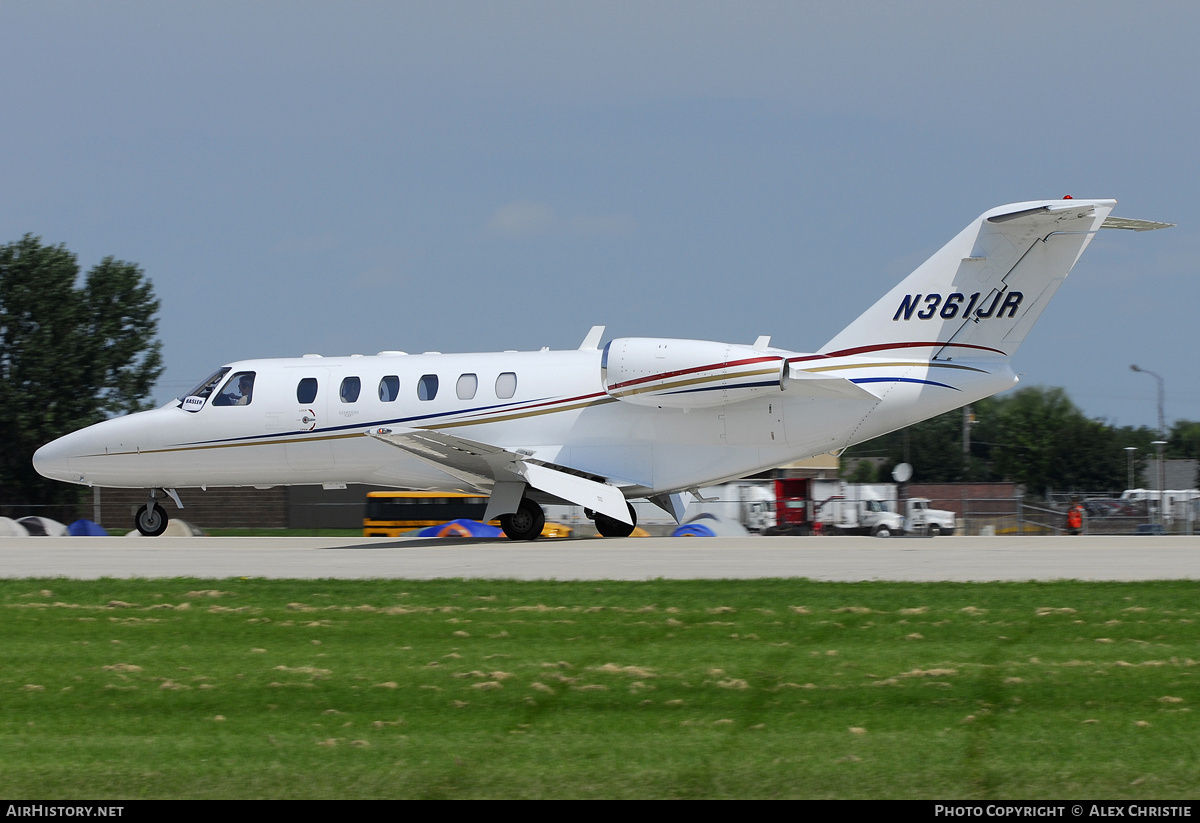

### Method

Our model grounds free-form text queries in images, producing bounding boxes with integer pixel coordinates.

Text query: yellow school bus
[363,491,490,536]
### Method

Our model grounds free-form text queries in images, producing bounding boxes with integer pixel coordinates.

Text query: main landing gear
[588,503,638,538]
[500,498,546,541]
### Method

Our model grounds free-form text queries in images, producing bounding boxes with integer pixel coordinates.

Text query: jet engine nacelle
[601,337,787,409]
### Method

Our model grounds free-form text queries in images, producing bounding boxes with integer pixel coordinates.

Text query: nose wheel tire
[500,499,545,541]
[135,503,168,537]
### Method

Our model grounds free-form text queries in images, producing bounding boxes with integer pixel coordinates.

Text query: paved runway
[1,534,1198,581]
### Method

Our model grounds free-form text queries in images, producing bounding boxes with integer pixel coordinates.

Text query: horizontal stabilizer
[367,429,631,523]
[785,366,880,401]
[1101,216,1175,232]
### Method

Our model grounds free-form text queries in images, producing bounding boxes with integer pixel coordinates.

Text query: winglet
[579,325,605,351]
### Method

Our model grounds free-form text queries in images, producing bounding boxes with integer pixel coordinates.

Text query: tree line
[0,235,162,507]
[844,386,1200,494]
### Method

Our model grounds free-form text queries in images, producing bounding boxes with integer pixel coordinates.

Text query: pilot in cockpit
[235,374,254,405]
[212,372,255,406]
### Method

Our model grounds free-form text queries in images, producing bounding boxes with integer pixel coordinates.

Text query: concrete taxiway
[0,534,1197,581]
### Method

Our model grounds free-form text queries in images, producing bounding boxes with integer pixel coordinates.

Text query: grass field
[1,578,1196,799]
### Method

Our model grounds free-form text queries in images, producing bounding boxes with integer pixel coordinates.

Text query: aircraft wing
[366,429,633,524]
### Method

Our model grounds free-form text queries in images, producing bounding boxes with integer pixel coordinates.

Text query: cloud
[486,200,635,239]
[486,201,558,238]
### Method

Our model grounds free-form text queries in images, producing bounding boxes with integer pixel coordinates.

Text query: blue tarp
[416,519,504,538]
[68,519,109,536]
[671,522,716,537]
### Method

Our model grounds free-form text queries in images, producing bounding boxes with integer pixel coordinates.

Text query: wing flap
[367,429,632,524]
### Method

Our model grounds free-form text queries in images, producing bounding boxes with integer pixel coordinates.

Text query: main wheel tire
[594,503,637,538]
[873,524,892,538]
[500,499,545,541]
[135,503,168,537]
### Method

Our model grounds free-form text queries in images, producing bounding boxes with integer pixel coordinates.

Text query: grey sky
[1,1,1195,431]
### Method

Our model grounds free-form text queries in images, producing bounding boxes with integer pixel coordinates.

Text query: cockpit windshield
[178,368,231,409]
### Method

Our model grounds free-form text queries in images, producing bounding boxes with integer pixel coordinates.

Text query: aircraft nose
[33,436,77,483]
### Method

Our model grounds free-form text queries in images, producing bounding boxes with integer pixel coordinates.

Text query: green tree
[845,458,878,484]
[1167,420,1200,488]
[1167,420,1200,460]
[845,387,1151,495]
[0,235,162,507]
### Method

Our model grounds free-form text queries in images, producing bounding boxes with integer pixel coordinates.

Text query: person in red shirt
[1066,500,1084,535]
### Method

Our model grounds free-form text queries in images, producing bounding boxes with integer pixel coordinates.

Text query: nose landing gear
[133,488,182,536]
[135,502,168,537]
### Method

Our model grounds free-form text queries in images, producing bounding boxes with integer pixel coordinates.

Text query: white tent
[0,517,29,536]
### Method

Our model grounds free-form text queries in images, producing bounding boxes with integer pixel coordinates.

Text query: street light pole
[1124,446,1137,491]
[1130,364,1166,437]
[1152,440,1167,527]
[1131,365,1168,529]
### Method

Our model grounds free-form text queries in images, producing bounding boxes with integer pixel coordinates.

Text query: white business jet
[34,199,1170,537]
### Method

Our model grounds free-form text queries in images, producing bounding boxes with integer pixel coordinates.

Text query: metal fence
[0,502,86,526]
[1031,492,1197,536]
[898,494,1022,536]
[895,493,1197,536]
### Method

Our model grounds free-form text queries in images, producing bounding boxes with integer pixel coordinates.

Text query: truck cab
[904,498,956,535]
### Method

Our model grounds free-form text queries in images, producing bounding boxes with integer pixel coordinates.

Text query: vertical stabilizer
[820,199,1116,360]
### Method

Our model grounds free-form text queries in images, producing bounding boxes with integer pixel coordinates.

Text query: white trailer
[684,482,777,533]
[816,484,956,537]
[1121,489,1200,524]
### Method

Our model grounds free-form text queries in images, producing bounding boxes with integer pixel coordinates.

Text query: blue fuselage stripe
[850,377,960,391]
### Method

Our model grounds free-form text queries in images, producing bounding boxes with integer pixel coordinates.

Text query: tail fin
[819,199,1117,360]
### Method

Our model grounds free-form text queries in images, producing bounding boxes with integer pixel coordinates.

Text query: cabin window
[296,378,318,404]
[456,373,478,400]
[417,374,439,401]
[496,372,517,399]
[211,371,256,406]
[378,375,399,402]
[340,376,361,403]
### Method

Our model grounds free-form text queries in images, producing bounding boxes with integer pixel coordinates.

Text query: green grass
[1,579,1196,798]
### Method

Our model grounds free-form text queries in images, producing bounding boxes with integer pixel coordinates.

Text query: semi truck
[768,479,956,536]
[684,479,957,536]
